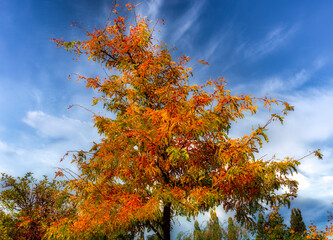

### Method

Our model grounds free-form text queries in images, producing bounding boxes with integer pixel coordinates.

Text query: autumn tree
[48,3,321,239]
[0,172,73,240]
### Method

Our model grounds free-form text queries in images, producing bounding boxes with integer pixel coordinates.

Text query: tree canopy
[0,172,73,240]
[47,3,320,239]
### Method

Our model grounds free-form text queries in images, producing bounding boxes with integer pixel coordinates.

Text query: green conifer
[290,208,306,237]
[227,217,237,240]
[256,212,266,240]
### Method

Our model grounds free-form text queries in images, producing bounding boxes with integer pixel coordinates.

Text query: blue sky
[1,0,333,235]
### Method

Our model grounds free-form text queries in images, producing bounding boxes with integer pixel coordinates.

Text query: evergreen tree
[206,210,223,240]
[193,220,205,240]
[256,212,266,240]
[177,211,250,240]
[290,208,306,238]
[227,217,237,240]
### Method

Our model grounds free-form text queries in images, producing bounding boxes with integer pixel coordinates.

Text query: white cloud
[287,91,333,143]
[0,111,100,178]
[292,172,311,191]
[266,89,333,200]
[22,111,97,142]
[228,79,333,205]
[0,140,15,154]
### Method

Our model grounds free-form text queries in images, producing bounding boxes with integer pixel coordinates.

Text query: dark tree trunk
[162,202,171,240]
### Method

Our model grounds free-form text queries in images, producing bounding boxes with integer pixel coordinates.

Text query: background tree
[265,207,288,240]
[48,2,321,239]
[0,210,16,240]
[254,207,313,240]
[177,210,250,240]
[207,211,223,239]
[176,219,206,240]
[177,210,223,240]
[192,220,205,240]
[255,212,266,240]
[290,208,306,238]
[227,217,238,240]
[254,207,287,240]
[0,172,73,240]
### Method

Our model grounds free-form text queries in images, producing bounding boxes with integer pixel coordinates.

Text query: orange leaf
[197,60,209,65]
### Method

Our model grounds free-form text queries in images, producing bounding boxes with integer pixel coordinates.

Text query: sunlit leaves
[197,60,209,65]
[314,149,323,160]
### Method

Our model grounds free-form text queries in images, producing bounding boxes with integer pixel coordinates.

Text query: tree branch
[147,221,164,240]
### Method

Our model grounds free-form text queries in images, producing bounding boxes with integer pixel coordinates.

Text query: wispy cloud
[260,58,327,95]
[142,0,163,21]
[262,69,310,94]
[200,23,235,61]
[172,0,206,43]
[244,25,298,60]
[220,25,298,72]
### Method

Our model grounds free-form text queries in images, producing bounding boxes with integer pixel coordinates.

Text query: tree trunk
[162,202,171,240]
